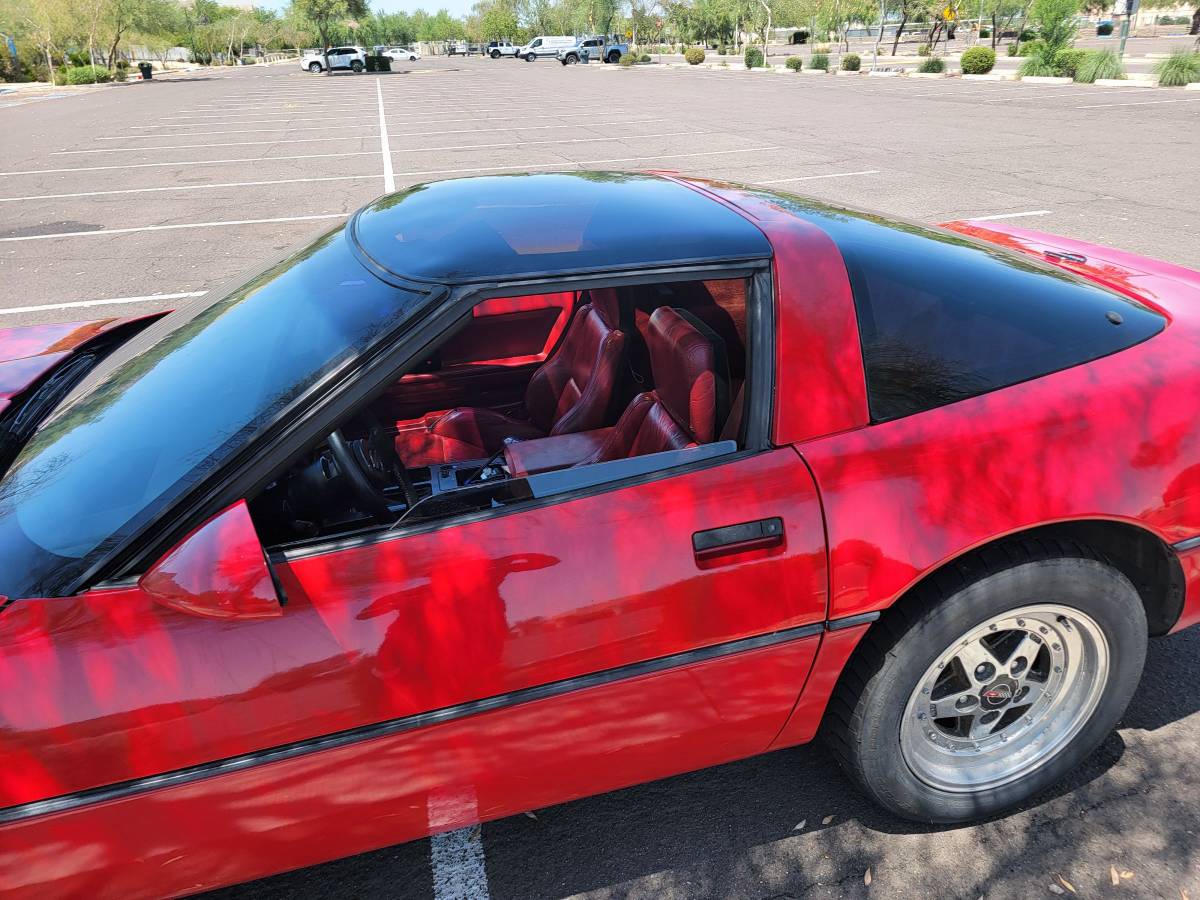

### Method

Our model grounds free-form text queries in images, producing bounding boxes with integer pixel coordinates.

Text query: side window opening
[250,275,756,551]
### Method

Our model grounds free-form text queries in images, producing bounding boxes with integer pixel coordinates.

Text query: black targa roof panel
[349,172,773,284]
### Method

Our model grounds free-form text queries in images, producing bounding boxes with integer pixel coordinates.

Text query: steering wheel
[327,412,417,519]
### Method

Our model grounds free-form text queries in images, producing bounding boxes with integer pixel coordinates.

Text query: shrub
[1075,48,1123,82]
[1096,21,1114,35]
[841,53,860,71]
[810,52,829,70]
[62,65,112,84]
[960,46,995,73]
[718,42,727,55]
[917,43,931,56]
[1053,47,1086,77]
[640,52,651,62]
[979,27,991,38]
[785,55,803,71]
[1015,38,1046,56]
[619,52,635,66]
[1007,43,1019,56]
[744,46,763,68]
[1155,51,1200,86]
[685,47,705,65]
[918,55,945,73]
[112,68,127,82]
[115,58,129,70]
[1018,28,1037,41]
[1018,50,1058,76]
[813,43,831,53]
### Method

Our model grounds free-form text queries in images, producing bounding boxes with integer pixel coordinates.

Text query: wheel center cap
[980,676,1018,710]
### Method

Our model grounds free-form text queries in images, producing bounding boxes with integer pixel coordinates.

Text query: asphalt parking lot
[2,56,1199,900]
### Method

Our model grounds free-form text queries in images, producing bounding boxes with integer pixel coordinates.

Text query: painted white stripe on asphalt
[69,120,661,153]
[755,169,881,185]
[0,291,207,315]
[0,150,377,177]
[1075,97,1200,109]
[430,827,490,900]
[376,78,395,193]
[0,214,344,243]
[129,109,639,129]
[1,148,776,217]
[970,209,1053,221]
[0,174,376,203]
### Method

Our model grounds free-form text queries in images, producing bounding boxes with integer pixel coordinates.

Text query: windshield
[0,226,428,599]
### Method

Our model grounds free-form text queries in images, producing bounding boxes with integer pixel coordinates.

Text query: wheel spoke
[1016,677,1047,709]
[1002,632,1042,668]
[928,686,978,719]
[954,640,1001,683]
[968,714,999,740]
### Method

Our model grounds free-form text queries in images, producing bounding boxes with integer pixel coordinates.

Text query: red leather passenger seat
[395,290,627,466]
[580,307,729,465]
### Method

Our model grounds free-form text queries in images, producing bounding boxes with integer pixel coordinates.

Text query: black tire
[308,62,322,73]
[350,60,364,73]
[525,53,536,62]
[564,54,577,65]
[607,51,620,63]
[824,539,1147,823]
[491,50,500,58]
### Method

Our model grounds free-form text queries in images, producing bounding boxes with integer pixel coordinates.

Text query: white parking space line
[0,213,346,243]
[376,78,395,193]
[969,209,1053,221]
[0,148,778,213]
[64,121,663,153]
[0,291,207,316]
[982,88,1155,103]
[1075,97,1200,109]
[430,827,490,900]
[0,174,376,203]
[129,110,643,130]
[756,169,881,185]
[0,150,378,177]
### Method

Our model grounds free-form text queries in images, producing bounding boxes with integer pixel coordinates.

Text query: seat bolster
[548,329,627,437]
[578,392,656,465]
[433,407,546,449]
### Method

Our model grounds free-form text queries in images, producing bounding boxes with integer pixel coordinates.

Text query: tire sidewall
[856,558,1146,823]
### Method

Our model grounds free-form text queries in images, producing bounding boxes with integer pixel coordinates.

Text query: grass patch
[1155,51,1200,86]
[1074,49,1124,83]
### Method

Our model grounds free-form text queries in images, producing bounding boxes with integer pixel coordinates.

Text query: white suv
[301,46,367,73]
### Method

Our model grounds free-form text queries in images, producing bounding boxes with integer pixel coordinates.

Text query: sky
[260,0,477,17]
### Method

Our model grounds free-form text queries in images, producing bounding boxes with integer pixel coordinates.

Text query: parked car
[486,39,518,58]
[2,171,1200,896]
[382,46,421,61]
[517,34,575,60]
[558,35,628,64]
[300,46,366,73]
[447,41,484,56]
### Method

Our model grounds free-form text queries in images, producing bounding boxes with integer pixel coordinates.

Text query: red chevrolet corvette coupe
[1,173,1198,896]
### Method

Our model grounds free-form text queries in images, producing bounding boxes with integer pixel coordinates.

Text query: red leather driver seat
[395,289,627,466]
[578,307,729,465]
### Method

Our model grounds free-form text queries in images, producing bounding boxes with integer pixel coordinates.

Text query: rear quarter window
[783,203,1166,421]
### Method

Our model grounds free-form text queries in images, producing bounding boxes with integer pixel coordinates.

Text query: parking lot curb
[907,72,948,79]
[1020,75,1073,84]
[963,72,1018,80]
[1095,77,1157,87]
[1186,81,1200,90]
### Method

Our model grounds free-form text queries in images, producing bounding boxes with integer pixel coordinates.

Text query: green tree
[1028,0,1077,53]
[294,0,367,69]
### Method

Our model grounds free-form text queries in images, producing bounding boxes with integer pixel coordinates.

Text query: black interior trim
[0,620,823,825]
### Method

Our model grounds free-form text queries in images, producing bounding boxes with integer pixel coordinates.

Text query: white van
[517,36,575,61]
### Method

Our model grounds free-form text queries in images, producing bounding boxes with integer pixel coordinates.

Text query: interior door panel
[378,291,575,422]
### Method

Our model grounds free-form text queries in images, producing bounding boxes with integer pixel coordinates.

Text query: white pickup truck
[556,36,628,65]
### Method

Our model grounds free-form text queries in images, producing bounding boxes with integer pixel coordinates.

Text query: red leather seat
[396,290,627,466]
[579,307,729,465]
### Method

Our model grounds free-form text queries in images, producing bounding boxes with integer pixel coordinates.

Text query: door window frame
[271,262,777,563]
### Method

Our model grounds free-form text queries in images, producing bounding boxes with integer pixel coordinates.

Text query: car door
[0,450,828,895]
[329,47,349,68]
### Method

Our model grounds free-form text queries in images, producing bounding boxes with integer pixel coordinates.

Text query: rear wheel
[825,541,1147,823]
[308,62,322,73]
[607,51,620,63]
[350,60,364,73]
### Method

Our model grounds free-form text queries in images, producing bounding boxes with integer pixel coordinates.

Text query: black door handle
[692,517,784,562]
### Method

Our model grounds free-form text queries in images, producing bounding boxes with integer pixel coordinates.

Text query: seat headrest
[586,288,621,329]
[645,307,730,444]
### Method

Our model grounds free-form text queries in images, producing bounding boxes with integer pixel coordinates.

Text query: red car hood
[941,219,1200,318]
[0,317,138,417]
